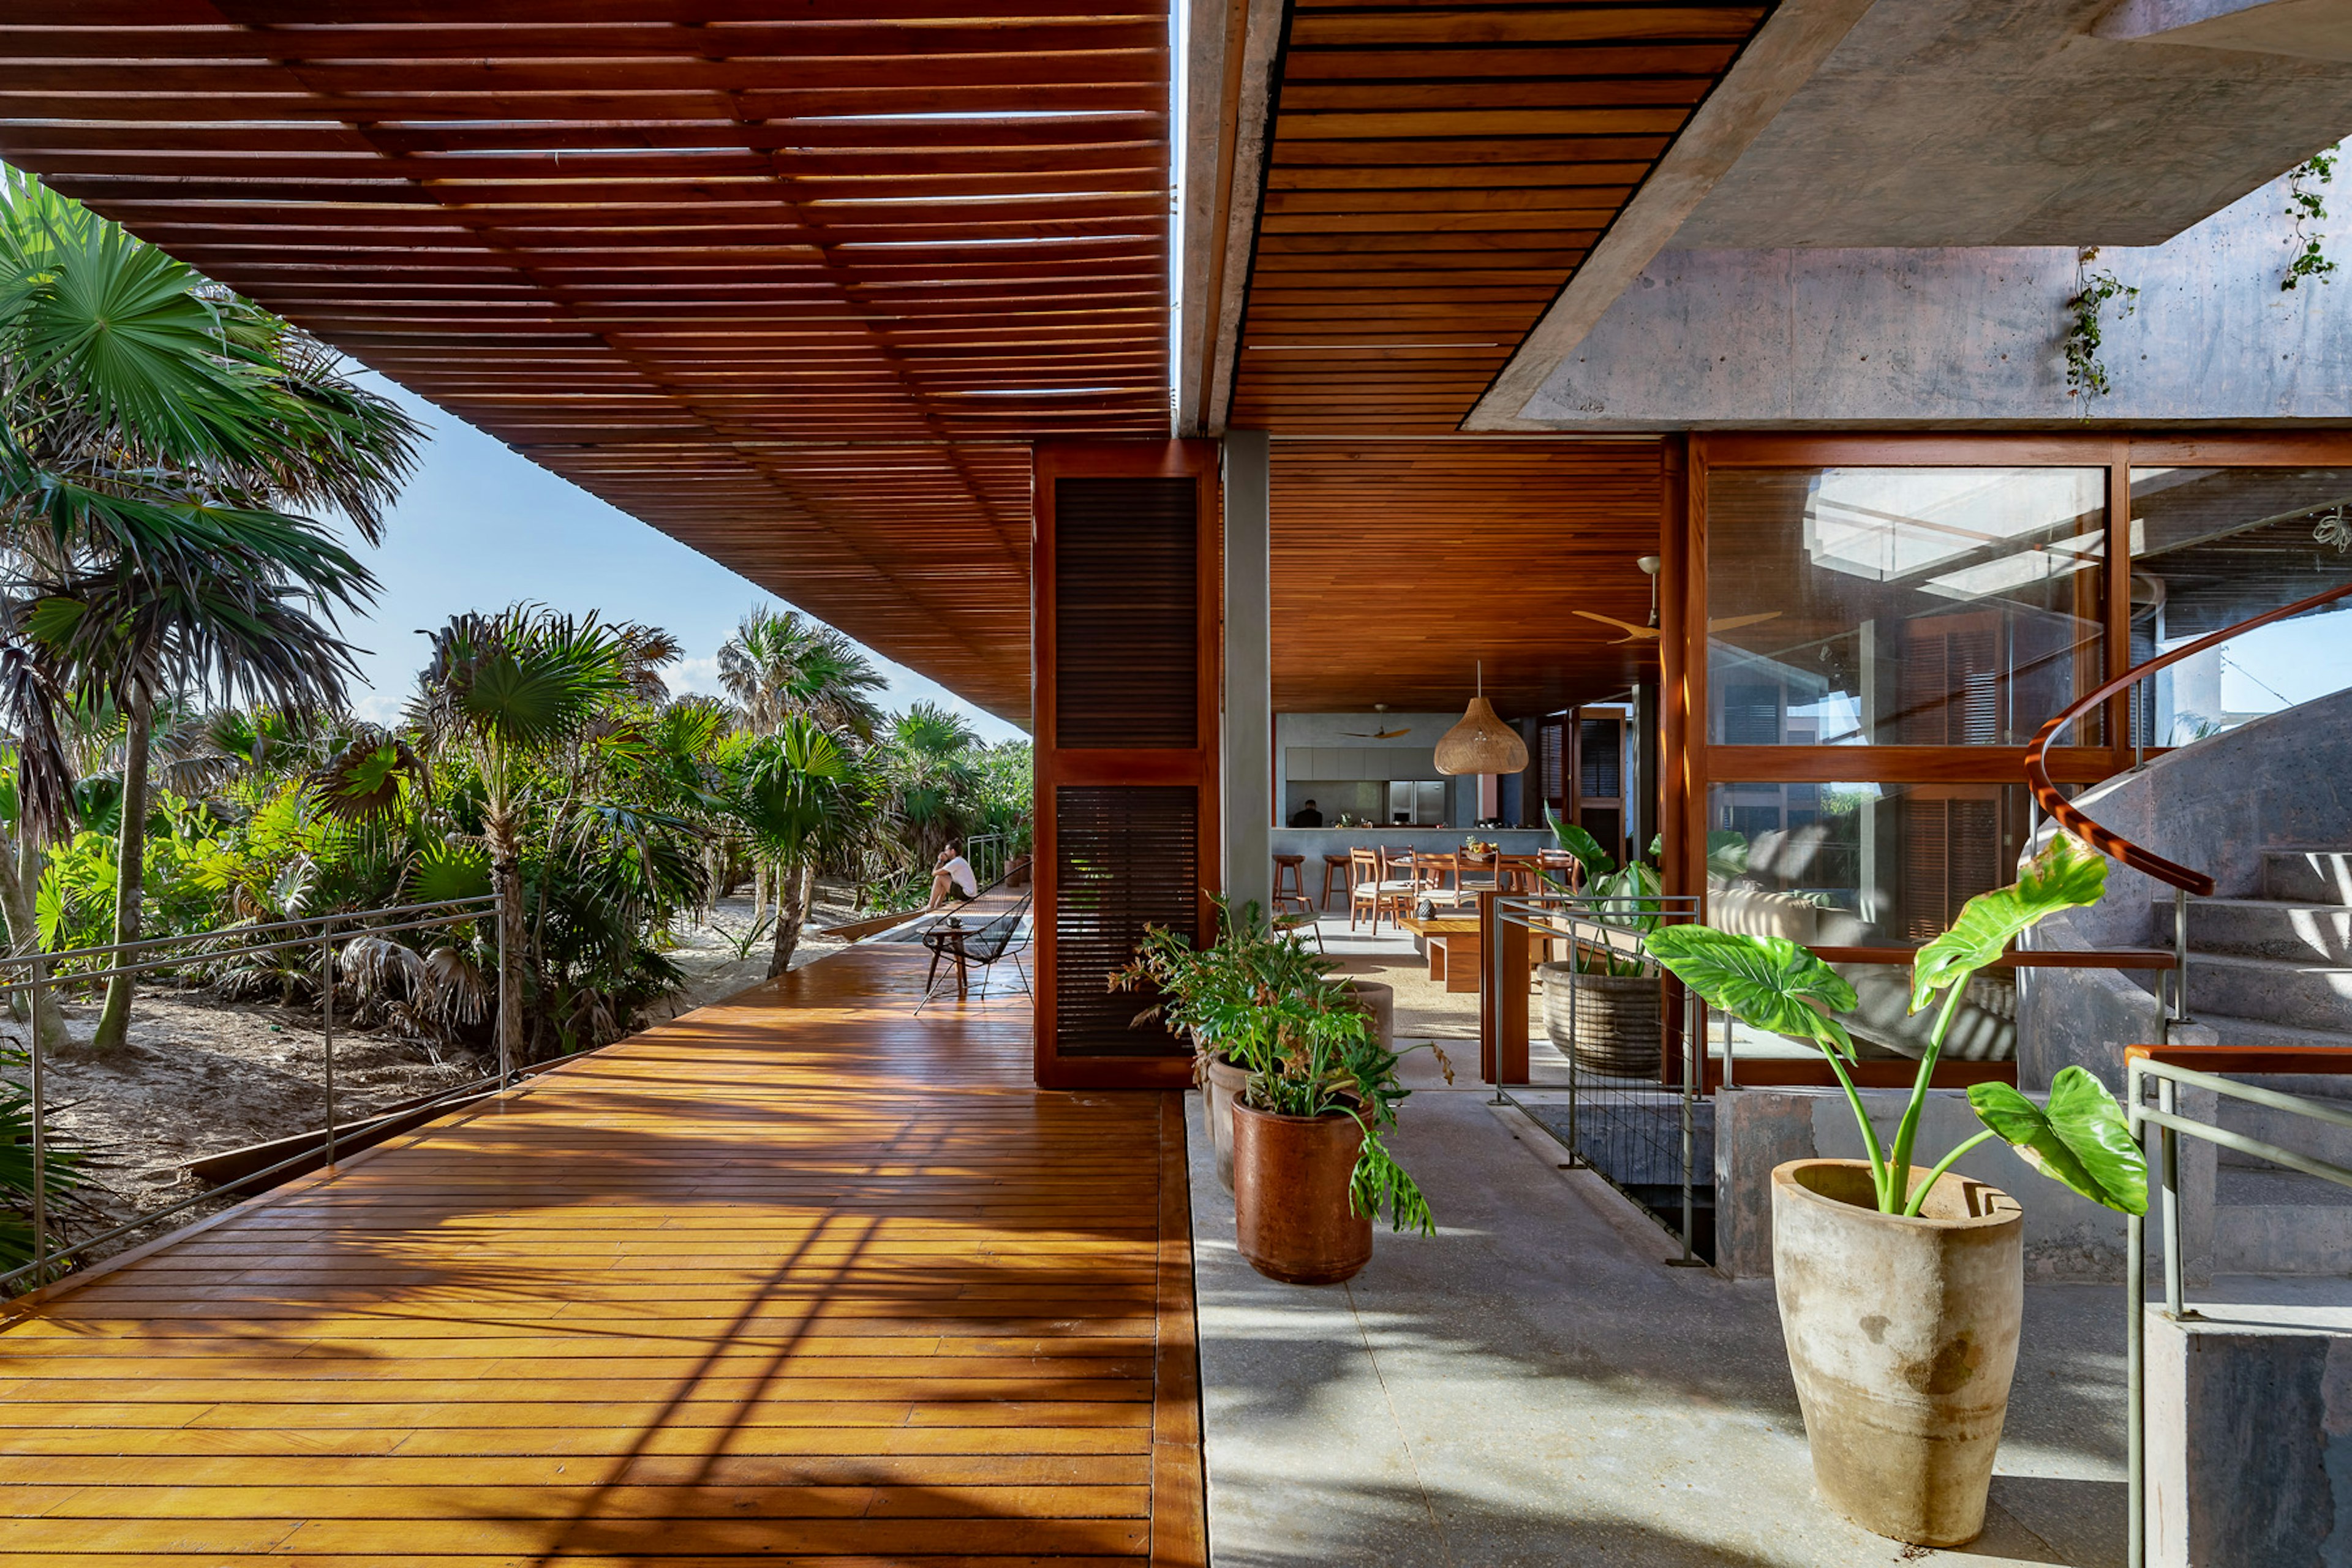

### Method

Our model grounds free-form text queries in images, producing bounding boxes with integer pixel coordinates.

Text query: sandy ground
[13,879,875,1277]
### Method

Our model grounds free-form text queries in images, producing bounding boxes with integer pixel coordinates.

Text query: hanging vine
[2062,247,2138,406]
[2313,503,2352,553]
[2285,151,2337,290]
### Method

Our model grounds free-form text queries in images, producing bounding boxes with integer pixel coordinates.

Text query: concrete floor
[1188,1083,2132,1567]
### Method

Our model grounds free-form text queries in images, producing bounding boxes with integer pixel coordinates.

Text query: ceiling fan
[1340,703,1411,739]
[1572,609,1784,644]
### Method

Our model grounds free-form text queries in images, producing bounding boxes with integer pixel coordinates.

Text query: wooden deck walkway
[0,939,1203,1565]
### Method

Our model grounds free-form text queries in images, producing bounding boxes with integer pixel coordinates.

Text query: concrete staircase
[2180,850,2352,1275]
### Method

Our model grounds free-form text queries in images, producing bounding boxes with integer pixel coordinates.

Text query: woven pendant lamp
[1434,662,1529,775]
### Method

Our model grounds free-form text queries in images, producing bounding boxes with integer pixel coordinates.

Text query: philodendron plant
[1646,835,2149,1219]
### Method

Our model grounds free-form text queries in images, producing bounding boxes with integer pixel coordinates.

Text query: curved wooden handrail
[2025,578,2352,895]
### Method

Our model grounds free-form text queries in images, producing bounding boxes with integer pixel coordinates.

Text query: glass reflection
[1708,468,2108,746]
[2129,467,2352,744]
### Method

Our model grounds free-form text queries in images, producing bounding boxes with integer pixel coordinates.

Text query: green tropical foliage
[1117,897,1444,1234]
[1647,835,2146,1218]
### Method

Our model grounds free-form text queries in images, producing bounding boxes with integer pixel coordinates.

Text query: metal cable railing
[2024,578,2352,1025]
[2,892,505,1294]
[1487,890,1714,1264]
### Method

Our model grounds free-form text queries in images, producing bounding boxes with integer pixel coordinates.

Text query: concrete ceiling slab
[1672,0,2352,250]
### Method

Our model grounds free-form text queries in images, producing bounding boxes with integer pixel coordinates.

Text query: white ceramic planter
[1771,1158,2024,1548]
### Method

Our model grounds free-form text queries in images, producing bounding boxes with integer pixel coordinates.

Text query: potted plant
[1539,815,1667,1074]
[1120,899,1401,1187]
[1118,899,1442,1283]
[1645,835,2147,1548]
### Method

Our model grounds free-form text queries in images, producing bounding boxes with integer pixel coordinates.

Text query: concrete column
[1223,430,1272,915]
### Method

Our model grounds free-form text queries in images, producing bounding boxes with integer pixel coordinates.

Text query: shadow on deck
[0,938,1202,1565]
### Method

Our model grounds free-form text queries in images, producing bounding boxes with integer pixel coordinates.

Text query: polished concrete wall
[1517,165,2352,427]
[2147,1300,2352,1568]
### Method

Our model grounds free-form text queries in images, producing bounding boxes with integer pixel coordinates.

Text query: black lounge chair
[916,893,1032,1012]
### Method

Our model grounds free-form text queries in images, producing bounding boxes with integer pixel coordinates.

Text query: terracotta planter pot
[1201,1053,1247,1193]
[1539,962,1661,1077]
[1005,854,1032,889]
[1772,1159,2025,1548]
[1232,1101,1372,1285]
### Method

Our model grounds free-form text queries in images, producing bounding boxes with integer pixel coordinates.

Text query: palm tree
[722,717,873,978]
[716,608,886,739]
[410,606,631,1071]
[880,701,982,875]
[0,171,421,1051]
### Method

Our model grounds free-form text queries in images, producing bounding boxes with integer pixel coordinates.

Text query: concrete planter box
[1773,1159,2024,1548]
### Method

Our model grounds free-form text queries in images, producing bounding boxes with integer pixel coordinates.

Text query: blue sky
[329,376,1027,744]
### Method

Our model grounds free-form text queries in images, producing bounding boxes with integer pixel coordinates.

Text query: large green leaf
[1646,925,1858,1057]
[1910,835,2108,1014]
[410,840,492,906]
[1545,807,1615,880]
[1966,1067,2147,1215]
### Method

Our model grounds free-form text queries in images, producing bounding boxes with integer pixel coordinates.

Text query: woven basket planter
[1539,962,1662,1078]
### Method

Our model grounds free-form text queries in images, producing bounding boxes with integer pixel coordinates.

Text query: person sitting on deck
[927,842,979,910]
[1288,798,1324,827]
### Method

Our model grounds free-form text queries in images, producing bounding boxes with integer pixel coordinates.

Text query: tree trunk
[91,684,155,1054]
[0,821,66,1046]
[485,811,525,1074]
[767,861,813,979]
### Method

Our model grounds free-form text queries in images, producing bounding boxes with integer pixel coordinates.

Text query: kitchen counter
[1270,826,1554,865]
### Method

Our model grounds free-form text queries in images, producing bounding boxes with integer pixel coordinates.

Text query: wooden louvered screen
[1054,480,1199,750]
[1899,790,2007,941]
[1052,788,1202,1055]
[1032,442,1221,1088]
[1537,716,1567,816]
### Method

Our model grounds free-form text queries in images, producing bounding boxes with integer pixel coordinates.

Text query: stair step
[2179,897,2352,962]
[2214,1168,2352,1275]
[2188,1013,2352,1051]
[2215,1099,2352,1169]
[2263,850,2352,905]
[2185,953,2352,1032]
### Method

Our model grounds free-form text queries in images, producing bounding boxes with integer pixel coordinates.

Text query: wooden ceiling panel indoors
[1227,1,1766,434]
[0,1,1183,725]
[1270,439,1663,716]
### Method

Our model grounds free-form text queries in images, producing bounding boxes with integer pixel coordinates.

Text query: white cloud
[349,687,408,727]
[668,654,724,699]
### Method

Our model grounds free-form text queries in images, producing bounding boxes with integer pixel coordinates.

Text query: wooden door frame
[1032,439,1223,1090]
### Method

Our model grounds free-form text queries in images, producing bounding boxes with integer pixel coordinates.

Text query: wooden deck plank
[0,941,1204,1563]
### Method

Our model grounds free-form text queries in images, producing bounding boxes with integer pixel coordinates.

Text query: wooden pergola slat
[0,2,1183,726]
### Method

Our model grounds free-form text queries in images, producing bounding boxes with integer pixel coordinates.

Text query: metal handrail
[6,894,506,1294]
[2024,578,2352,897]
[2122,1044,2352,1568]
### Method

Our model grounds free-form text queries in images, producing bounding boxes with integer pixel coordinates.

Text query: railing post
[2159,1072,2184,1319]
[2171,886,2190,1025]
[2127,1060,2147,1568]
[320,917,336,1171]
[1672,979,1700,1266]
[27,949,47,1287]
[1565,914,1580,1164]
[495,904,511,1093]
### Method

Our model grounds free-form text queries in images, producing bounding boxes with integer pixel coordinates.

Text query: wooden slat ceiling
[0,2,1182,726]
[1270,439,1662,715]
[1228,1,1767,434]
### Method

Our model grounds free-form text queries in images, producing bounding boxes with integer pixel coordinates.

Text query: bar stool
[1319,853,1352,911]
[1272,854,1312,916]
